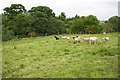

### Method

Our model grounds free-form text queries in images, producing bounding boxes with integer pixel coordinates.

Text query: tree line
[1,4,119,41]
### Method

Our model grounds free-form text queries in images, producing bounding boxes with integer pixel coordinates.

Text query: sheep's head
[72,37,75,39]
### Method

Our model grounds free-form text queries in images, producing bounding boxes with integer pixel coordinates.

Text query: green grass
[2,32,118,78]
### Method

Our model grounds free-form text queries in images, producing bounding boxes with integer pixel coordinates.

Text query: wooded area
[1,4,119,41]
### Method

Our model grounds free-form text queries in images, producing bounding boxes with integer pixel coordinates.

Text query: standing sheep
[103,37,109,41]
[72,36,81,43]
[89,37,98,44]
[82,38,90,42]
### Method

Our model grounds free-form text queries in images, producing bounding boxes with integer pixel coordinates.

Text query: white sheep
[66,37,70,40]
[73,36,81,43]
[103,37,109,41]
[82,38,90,42]
[60,36,67,39]
[89,37,98,44]
[77,36,81,39]
[103,32,106,34]
[60,36,70,40]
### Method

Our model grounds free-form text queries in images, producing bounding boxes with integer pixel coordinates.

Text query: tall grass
[2,32,118,78]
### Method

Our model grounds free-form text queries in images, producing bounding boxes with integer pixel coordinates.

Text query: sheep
[54,36,60,40]
[103,37,109,41]
[103,32,106,34]
[72,36,81,43]
[82,38,90,42]
[60,36,67,39]
[60,36,70,40]
[89,37,98,44]
[77,36,81,39]
[66,37,70,40]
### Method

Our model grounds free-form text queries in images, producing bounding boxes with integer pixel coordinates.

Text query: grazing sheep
[89,37,98,44]
[60,36,67,39]
[82,38,90,42]
[60,36,70,40]
[72,36,81,43]
[103,37,109,41]
[54,36,60,40]
[66,37,70,40]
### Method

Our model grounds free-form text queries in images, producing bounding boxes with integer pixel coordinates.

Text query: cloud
[0,0,118,20]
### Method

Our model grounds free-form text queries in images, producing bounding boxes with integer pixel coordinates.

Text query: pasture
[2,32,118,78]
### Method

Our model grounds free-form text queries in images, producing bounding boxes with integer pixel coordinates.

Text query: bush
[28,31,37,37]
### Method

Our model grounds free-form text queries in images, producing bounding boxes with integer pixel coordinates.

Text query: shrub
[28,31,37,37]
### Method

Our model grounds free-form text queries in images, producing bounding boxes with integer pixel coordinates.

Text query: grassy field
[2,32,118,78]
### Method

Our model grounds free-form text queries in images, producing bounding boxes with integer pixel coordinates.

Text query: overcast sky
[0,0,119,20]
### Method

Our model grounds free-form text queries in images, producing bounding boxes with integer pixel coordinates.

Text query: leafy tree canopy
[28,6,55,18]
[3,4,26,17]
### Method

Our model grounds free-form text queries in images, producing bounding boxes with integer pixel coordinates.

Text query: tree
[48,18,66,34]
[3,4,28,38]
[3,4,26,17]
[84,15,99,26]
[75,14,80,19]
[58,12,66,21]
[107,16,118,32]
[100,16,119,33]
[28,6,55,18]
[13,13,34,37]
[69,15,102,34]
[2,12,34,38]
[69,18,84,33]
[28,6,67,35]
[28,6,57,35]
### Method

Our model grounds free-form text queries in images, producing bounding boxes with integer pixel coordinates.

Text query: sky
[0,0,119,20]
